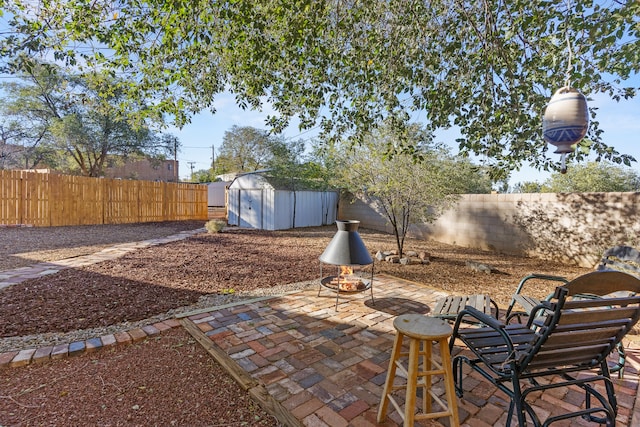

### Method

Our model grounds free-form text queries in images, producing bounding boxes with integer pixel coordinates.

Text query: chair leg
[581,361,617,426]
[452,355,467,397]
[613,342,625,379]
[511,374,530,426]
[601,361,618,421]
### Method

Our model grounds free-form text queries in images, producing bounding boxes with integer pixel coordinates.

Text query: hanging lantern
[542,86,589,172]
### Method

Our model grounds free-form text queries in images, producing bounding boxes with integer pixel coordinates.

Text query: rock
[422,259,431,265]
[375,251,386,261]
[405,251,418,257]
[400,257,423,265]
[418,251,430,260]
[400,257,409,265]
[385,255,400,263]
[465,260,494,274]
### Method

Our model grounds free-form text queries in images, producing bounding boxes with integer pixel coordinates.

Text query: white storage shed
[227,171,338,230]
[207,181,229,207]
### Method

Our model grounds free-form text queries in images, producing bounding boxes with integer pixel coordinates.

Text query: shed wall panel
[321,191,338,225]
[228,173,338,230]
[227,189,240,226]
[292,191,333,228]
[273,191,291,230]
[294,191,316,228]
[262,189,276,230]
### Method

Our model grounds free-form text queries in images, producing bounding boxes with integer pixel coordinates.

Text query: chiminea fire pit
[319,220,374,310]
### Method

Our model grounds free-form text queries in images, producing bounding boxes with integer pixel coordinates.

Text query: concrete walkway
[0,228,205,290]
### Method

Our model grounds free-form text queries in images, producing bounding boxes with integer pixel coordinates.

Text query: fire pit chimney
[319,220,373,266]
[318,220,375,310]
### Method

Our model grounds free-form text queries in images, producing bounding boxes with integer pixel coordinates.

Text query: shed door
[239,190,263,228]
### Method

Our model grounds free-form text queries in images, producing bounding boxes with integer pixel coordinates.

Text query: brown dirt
[0,226,588,338]
[0,223,590,426]
[0,328,279,427]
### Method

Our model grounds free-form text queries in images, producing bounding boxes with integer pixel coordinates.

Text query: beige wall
[338,192,640,268]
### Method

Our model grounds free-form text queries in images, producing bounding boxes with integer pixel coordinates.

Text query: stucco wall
[338,192,640,268]
[104,159,178,182]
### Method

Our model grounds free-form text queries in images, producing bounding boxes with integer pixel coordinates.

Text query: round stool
[377,314,459,426]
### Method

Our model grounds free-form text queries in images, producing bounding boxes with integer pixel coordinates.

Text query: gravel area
[0,280,317,353]
[1,328,279,427]
[0,224,588,353]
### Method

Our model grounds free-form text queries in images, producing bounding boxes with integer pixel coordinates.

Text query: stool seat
[393,314,452,340]
[378,314,459,426]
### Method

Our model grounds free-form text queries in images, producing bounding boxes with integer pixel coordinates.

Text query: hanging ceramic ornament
[542,86,589,173]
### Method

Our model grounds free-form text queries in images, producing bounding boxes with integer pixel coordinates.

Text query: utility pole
[173,137,178,182]
[211,145,215,172]
[187,161,196,181]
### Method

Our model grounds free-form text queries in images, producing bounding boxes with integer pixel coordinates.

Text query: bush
[205,219,226,233]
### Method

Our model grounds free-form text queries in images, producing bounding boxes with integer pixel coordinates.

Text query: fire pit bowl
[320,274,371,293]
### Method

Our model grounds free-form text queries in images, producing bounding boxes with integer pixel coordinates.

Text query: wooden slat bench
[433,294,499,322]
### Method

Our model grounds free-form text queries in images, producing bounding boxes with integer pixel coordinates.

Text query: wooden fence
[0,170,208,226]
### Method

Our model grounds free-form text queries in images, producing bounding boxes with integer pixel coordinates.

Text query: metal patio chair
[503,247,640,377]
[449,271,640,427]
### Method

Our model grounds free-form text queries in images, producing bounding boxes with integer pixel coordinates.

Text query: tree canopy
[0,61,177,176]
[189,169,218,183]
[215,125,330,190]
[215,126,279,173]
[518,161,640,193]
[2,1,638,177]
[336,123,491,256]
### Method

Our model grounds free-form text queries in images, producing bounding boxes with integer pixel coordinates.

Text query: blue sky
[170,89,640,186]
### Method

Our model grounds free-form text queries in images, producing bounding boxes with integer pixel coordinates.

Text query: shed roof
[229,170,334,191]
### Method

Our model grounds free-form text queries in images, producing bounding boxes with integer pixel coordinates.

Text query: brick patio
[182,274,640,426]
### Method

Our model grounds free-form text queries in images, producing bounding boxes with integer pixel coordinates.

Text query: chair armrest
[451,306,505,341]
[460,305,504,329]
[527,300,555,328]
[505,273,568,319]
[450,306,514,355]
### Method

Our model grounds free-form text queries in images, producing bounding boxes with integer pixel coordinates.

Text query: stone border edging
[0,319,182,369]
[0,227,207,368]
[0,293,297,369]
